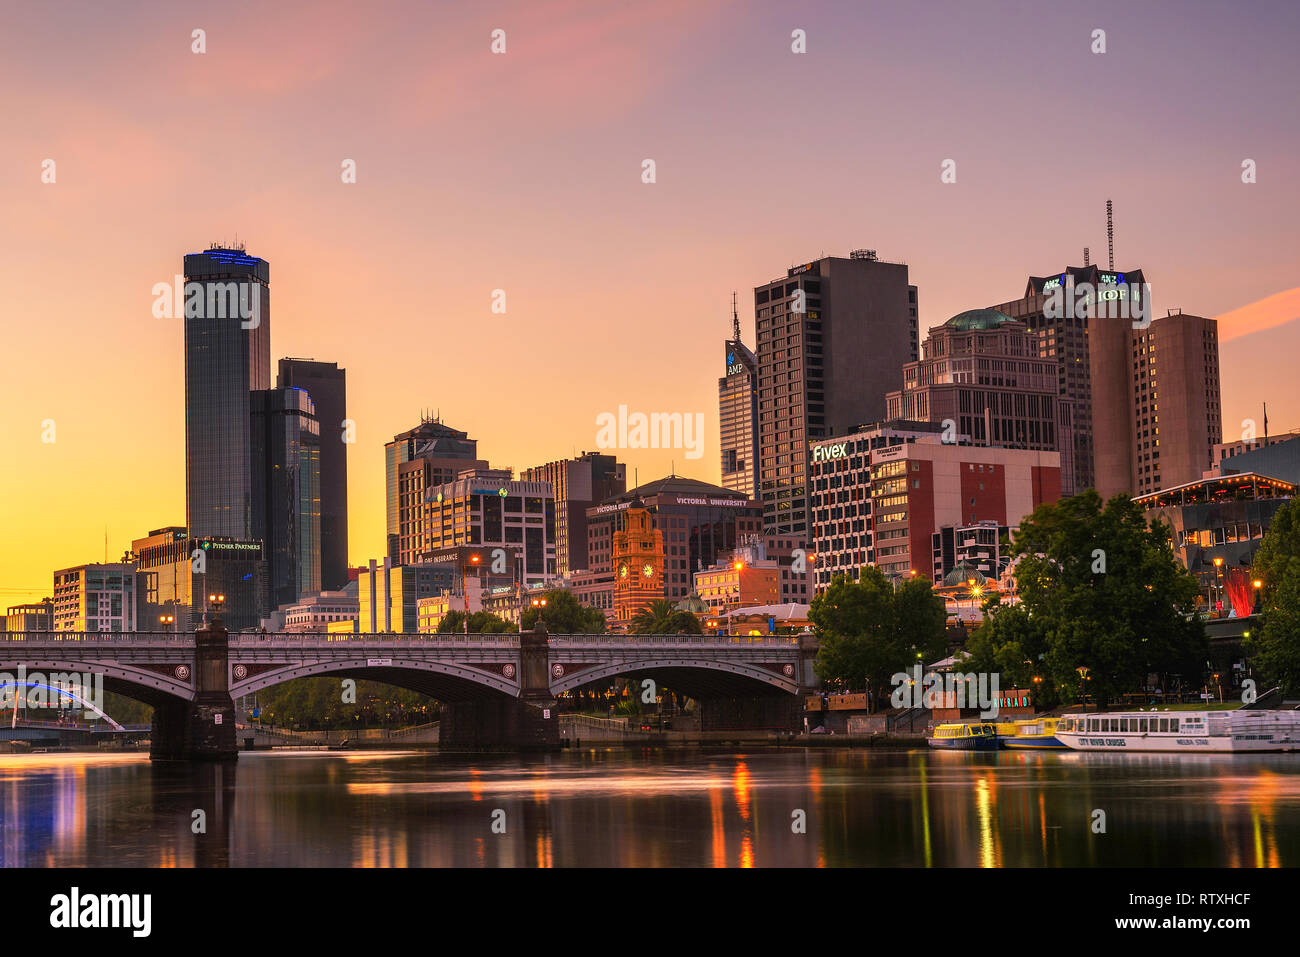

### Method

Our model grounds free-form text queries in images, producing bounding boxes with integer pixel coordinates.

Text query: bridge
[0,622,819,759]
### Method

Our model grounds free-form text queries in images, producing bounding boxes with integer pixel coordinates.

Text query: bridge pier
[439,627,559,752]
[151,620,238,762]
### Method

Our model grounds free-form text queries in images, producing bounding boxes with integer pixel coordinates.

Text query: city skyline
[5,0,1300,605]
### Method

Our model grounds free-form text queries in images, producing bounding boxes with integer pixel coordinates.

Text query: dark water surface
[3,747,1297,867]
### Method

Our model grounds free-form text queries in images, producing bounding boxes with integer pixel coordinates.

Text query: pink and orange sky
[2,0,1298,605]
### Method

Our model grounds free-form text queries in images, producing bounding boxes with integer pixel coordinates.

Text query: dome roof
[945,308,1016,331]
[674,593,710,614]
[943,562,988,587]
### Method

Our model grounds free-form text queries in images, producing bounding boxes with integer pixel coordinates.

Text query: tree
[1246,498,1300,695]
[808,566,947,704]
[628,599,678,634]
[436,610,513,634]
[519,589,606,634]
[992,489,1205,708]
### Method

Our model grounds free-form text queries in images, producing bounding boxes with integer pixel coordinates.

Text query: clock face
[642,563,655,579]
[619,564,629,579]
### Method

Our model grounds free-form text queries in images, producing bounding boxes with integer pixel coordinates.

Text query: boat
[1055,709,1300,753]
[927,722,999,751]
[1002,717,1067,750]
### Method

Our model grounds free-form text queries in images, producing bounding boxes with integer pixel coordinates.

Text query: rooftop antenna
[1264,402,1269,447]
[1106,200,1114,270]
[1083,246,1090,266]
[732,291,740,343]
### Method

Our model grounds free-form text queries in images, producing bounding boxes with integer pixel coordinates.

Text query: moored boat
[1056,709,1300,753]
[1002,716,1067,750]
[927,722,999,751]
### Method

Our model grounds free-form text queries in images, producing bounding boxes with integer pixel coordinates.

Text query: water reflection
[2,749,1299,867]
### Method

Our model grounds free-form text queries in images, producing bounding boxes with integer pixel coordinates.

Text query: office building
[521,452,626,575]
[932,520,1013,585]
[385,418,487,564]
[358,558,452,634]
[183,245,271,540]
[5,600,53,633]
[277,587,359,633]
[808,420,955,591]
[720,337,759,498]
[277,359,349,589]
[885,309,1076,494]
[1092,309,1222,498]
[585,476,763,602]
[52,563,137,632]
[132,527,269,633]
[420,469,556,585]
[754,250,919,538]
[694,545,780,616]
[251,387,322,608]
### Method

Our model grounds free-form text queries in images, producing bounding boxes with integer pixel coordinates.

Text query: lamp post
[531,597,547,630]
[207,592,226,625]
[1213,556,1224,617]
[463,553,481,635]
[1252,578,1263,615]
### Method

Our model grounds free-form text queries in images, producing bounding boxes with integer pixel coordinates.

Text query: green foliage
[519,588,606,633]
[1246,498,1300,695]
[253,678,437,730]
[435,610,514,634]
[628,599,680,634]
[970,489,1205,707]
[808,566,947,700]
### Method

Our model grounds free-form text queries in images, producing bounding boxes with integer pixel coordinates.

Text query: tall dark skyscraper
[277,359,349,589]
[720,337,758,498]
[754,250,918,538]
[183,245,271,540]
[251,387,322,608]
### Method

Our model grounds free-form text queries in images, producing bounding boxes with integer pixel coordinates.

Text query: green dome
[943,562,988,587]
[945,308,1015,331]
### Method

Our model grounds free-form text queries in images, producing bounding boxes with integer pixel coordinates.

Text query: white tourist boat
[1055,709,1300,753]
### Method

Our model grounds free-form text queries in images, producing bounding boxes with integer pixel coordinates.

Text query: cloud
[1216,286,1300,342]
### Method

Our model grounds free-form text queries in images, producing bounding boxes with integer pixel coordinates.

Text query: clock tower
[611,499,664,629]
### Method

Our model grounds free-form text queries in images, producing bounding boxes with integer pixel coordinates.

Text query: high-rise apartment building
[885,309,1076,493]
[385,418,486,564]
[277,359,349,589]
[521,452,625,575]
[720,338,758,498]
[52,563,138,632]
[1092,309,1222,498]
[183,245,271,540]
[251,387,322,608]
[992,265,1146,495]
[754,250,918,538]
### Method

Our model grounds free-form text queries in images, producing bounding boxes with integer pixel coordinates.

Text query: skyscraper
[720,337,758,498]
[183,245,271,540]
[521,452,626,574]
[884,309,1076,492]
[1092,309,1222,498]
[754,250,918,538]
[384,417,486,564]
[251,387,322,608]
[277,359,349,589]
[992,265,1147,496]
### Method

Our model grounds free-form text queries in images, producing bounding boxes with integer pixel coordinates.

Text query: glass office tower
[183,246,271,540]
[252,387,322,608]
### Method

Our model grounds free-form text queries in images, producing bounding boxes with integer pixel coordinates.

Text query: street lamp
[1252,578,1263,615]
[531,597,547,629]
[1213,557,1224,616]
[207,592,226,626]
[463,554,481,635]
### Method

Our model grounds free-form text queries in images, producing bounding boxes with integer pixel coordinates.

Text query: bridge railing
[0,632,194,644]
[547,634,800,647]
[2,631,801,647]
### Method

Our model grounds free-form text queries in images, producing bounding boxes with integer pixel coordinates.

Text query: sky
[2,0,1298,605]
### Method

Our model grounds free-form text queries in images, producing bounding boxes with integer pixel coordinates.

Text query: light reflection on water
[2,748,1299,867]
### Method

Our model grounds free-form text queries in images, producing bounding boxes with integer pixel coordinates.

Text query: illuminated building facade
[611,501,665,628]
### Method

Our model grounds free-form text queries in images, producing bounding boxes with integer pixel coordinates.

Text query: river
[2,747,1297,867]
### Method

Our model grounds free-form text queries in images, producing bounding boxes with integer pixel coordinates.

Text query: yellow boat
[1001,717,1066,750]
[927,722,999,751]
